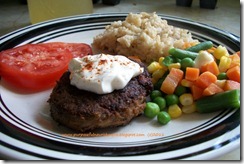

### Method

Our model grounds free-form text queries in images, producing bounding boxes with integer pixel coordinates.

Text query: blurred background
[0,0,240,37]
[0,0,241,160]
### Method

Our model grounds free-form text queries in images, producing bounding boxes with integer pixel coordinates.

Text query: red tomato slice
[0,42,92,92]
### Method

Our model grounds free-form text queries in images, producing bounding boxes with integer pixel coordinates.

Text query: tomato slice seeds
[0,42,92,92]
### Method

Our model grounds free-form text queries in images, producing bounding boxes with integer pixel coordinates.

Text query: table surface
[0,0,241,160]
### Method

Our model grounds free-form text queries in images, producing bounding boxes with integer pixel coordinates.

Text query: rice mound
[92,12,198,64]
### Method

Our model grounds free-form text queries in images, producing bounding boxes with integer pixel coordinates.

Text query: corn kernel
[182,103,197,114]
[152,68,166,80]
[215,80,226,89]
[219,56,232,72]
[158,57,165,65]
[158,57,168,70]
[147,61,161,74]
[168,104,182,118]
[181,79,194,87]
[179,93,194,106]
[213,45,229,60]
[168,63,181,71]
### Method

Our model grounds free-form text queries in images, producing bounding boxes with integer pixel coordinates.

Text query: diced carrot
[190,85,204,100]
[207,47,216,54]
[185,67,200,81]
[183,42,192,49]
[200,61,219,75]
[161,68,184,94]
[223,80,240,91]
[195,71,217,89]
[236,51,240,57]
[229,53,240,69]
[202,83,224,96]
[160,76,176,94]
[226,65,240,83]
[232,51,240,57]
[170,68,184,79]
[183,42,197,49]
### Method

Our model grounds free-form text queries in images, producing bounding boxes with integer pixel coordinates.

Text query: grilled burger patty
[48,62,153,132]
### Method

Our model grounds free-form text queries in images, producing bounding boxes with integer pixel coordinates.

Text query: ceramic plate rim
[0,13,240,160]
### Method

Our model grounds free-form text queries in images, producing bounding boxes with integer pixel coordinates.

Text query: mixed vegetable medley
[144,41,240,125]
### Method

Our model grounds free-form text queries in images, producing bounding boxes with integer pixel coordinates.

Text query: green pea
[180,57,195,71]
[157,111,171,125]
[144,102,160,118]
[150,90,162,100]
[153,97,166,111]
[217,72,228,80]
[165,94,179,106]
[174,85,187,96]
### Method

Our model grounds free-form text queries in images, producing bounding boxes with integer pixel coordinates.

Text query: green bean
[196,90,240,113]
[186,41,213,52]
[168,48,199,60]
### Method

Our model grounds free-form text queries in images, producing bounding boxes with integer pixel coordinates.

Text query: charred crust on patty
[48,60,153,132]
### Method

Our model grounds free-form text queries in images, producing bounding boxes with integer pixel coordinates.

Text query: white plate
[0,13,240,160]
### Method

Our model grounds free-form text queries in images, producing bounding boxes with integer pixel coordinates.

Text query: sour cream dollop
[68,54,144,94]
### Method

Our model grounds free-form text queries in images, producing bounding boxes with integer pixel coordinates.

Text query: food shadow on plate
[134,110,223,126]
[133,114,165,128]
[0,78,50,94]
[37,104,121,136]
[35,103,71,134]
[35,93,223,140]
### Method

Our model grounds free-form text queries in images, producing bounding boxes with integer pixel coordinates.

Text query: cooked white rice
[92,12,198,63]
